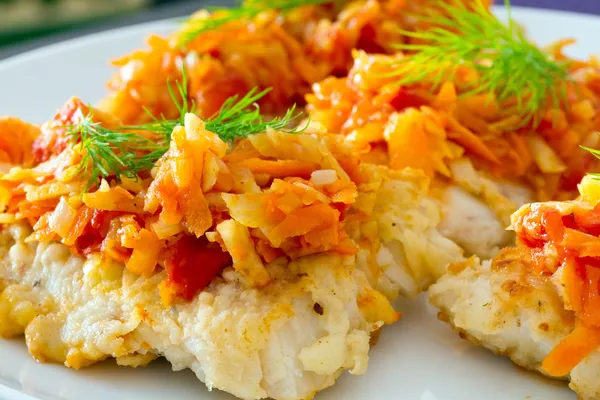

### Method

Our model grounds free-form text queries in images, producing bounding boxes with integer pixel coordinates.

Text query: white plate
[0,6,597,400]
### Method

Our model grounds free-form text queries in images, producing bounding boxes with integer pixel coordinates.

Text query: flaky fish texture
[0,223,378,400]
[0,94,468,399]
[429,249,600,400]
[0,169,462,400]
[358,164,464,298]
[430,176,600,400]
[436,182,531,259]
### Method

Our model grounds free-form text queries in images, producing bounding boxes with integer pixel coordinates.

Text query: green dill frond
[389,0,572,127]
[121,67,195,143]
[177,0,331,47]
[67,114,164,188]
[68,85,305,188]
[582,145,600,181]
[206,87,307,143]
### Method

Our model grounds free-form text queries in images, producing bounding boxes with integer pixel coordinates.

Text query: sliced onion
[49,197,77,238]
[151,219,183,240]
[310,169,338,186]
[527,135,567,174]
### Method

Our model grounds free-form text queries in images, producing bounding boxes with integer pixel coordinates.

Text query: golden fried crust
[430,248,584,395]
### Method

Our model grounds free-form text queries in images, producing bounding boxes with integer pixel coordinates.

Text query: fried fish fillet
[0,104,463,399]
[306,48,600,259]
[430,176,600,399]
[0,223,380,399]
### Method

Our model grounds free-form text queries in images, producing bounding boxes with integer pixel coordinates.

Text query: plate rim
[0,4,597,400]
[2,4,600,73]
[0,18,176,74]
[0,384,37,400]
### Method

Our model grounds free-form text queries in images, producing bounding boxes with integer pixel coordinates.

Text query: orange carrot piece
[234,159,319,178]
[256,239,283,263]
[180,184,212,237]
[563,257,584,314]
[304,222,339,248]
[324,180,358,204]
[447,116,499,164]
[63,206,93,246]
[509,132,533,174]
[543,209,565,243]
[582,266,600,327]
[433,81,457,109]
[222,150,262,164]
[276,192,304,214]
[580,243,600,258]
[333,237,359,255]
[270,203,339,245]
[386,110,433,176]
[263,194,287,224]
[542,324,600,377]
[562,228,597,248]
[126,229,162,276]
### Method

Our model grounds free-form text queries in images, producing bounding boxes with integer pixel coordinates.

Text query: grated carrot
[446,116,499,164]
[325,180,357,204]
[275,192,304,214]
[519,203,600,374]
[303,221,339,248]
[0,88,388,305]
[263,194,287,224]
[509,132,533,175]
[83,186,140,213]
[255,239,283,263]
[562,228,598,246]
[542,324,600,377]
[386,109,434,176]
[270,203,339,246]
[233,159,319,178]
[180,184,212,237]
[432,81,457,110]
[126,229,162,276]
[17,198,60,219]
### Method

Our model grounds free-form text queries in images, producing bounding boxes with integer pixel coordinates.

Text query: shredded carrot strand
[234,159,319,178]
[542,324,600,377]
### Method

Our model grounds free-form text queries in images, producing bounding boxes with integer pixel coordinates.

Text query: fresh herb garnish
[388,0,571,127]
[582,145,600,180]
[205,87,305,143]
[120,66,195,143]
[68,116,165,188]
[68,78,305,188]
[176,0,331,47]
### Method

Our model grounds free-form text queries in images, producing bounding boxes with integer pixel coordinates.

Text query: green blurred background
[0,0,149,47]
[0,0,211,58]
[0,0,599,58]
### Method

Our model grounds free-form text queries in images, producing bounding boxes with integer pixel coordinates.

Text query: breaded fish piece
[430,176,600,400]
[0,100,463,399]
[306,49,600,259]
[0,223,379,399]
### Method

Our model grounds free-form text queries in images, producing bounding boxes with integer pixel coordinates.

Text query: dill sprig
[206,87,306,143]
[68,83,305,188]
[389,0,571,127]
[67,116,165,187]
[121,65,195,142]
[582,145,600,180]
[177,0,331,47]
[124,86,306,144]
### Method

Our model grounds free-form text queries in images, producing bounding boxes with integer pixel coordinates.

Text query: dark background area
[0,0,598,60]
[498,0,600,14]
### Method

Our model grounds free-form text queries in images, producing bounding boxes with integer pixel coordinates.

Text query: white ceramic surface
[0,6,597,400]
